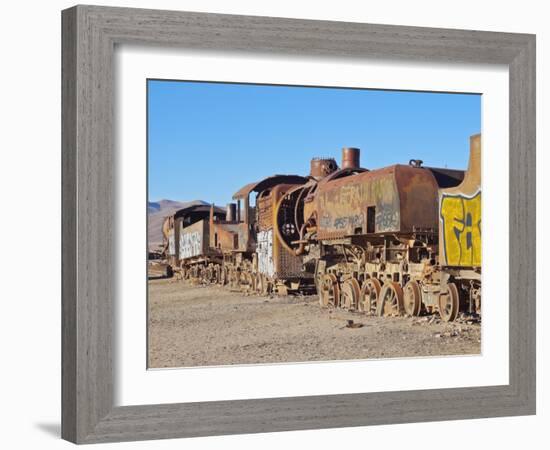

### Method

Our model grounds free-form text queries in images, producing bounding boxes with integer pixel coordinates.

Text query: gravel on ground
[148,278,481,368]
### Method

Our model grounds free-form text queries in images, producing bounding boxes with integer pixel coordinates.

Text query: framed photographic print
[61,5,536,444]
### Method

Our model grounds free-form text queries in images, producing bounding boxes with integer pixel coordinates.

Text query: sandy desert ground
[148,278,481,368]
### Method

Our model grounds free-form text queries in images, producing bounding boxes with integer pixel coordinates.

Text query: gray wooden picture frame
[61,5,536,444]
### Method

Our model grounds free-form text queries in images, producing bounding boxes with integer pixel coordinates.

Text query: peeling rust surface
[310,164,445,240]
[314,166,401,239]
[394,165,439,232]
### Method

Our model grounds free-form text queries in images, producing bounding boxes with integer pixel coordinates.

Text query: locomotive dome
[309,157,338,179]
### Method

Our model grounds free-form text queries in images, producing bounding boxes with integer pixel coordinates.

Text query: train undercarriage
[310,232,481,322]
[174,253,315,297]
[168,233,481,323]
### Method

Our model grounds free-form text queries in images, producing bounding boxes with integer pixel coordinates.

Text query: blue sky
[148,80,480,206]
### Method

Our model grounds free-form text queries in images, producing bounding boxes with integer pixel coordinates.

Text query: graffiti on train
[256,229,275,277]
[180,231,202,259]
[440,190,481,266]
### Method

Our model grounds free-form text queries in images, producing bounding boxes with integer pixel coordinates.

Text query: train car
[209,174,308,294]
[161,203,226,279]
[274,136,481,321]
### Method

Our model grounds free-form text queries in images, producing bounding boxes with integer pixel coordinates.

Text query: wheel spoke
[377,282,404,317]
[439,282,459,322]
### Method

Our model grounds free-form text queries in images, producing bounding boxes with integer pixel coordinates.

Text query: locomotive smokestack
[342,147,360,169]
[226,203,236,222]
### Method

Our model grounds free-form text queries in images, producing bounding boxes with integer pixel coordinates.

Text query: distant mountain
[148,199,210,250]
[148,199,192,214]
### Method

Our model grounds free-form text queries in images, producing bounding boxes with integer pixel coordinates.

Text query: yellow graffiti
[440,191,481,266]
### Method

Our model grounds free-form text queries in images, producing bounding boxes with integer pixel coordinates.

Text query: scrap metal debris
[345,319,364,329]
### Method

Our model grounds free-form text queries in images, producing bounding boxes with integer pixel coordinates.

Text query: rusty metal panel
[275,239,304,278]
[212,223,237,251]
[257,194,273,231]
[211,222,252,253]
[439,134,482,267]
[311,163,444,240]
[394,165,439,232]
[315,167,401,239]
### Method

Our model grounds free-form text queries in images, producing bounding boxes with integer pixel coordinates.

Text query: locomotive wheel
[255,273,263,294]
[255,273,269,295]
[228,269,237,288]
[358,278,382,314]
[403,280,422,316]
[319,274,340,308]
[248,272,257,293]
[240,271,254,293]
[439,282,460,322]
[377,282,404,317]
[209,264,216,283]
[239,272,247,291]
[341,278,361,310]
[473,288,482,315]
[205,265,213,283]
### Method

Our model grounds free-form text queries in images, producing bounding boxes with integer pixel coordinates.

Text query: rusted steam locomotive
[162,175,312,295]
[160,134,482,321]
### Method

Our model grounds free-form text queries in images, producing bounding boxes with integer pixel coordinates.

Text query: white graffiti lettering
[256,230,274,277]
[179,231,202,259]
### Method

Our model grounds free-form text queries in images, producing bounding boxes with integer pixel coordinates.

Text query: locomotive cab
[208,174,308,294]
